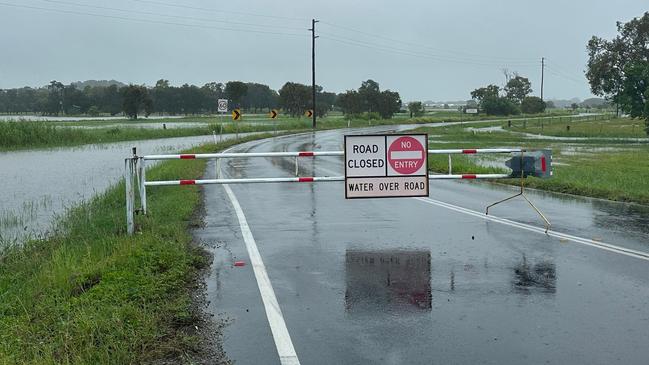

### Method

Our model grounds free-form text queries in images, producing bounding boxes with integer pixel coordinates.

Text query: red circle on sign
[388,136,425,175]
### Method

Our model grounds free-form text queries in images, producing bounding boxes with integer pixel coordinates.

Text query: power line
[128,0,305,22]
[544,66,584,84]
[36,0,306,31]
[319,20,539,62]
[0,2,309,37]
[319,33,538,68]
[544,63,585,84]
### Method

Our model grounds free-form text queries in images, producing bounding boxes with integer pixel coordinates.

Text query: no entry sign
[344,134,429,199]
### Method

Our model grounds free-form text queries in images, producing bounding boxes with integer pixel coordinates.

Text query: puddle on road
[343,248,561,315]
[345,250,432,312]
[512,256,557,294]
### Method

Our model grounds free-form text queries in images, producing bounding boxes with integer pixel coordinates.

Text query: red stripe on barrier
[462,149,477,154]
[180,180,196,185]
[298,151,314,157]
[180,154,196,159]
[541,156,547,172]
[462,174,477,179]
[298,177,314,182]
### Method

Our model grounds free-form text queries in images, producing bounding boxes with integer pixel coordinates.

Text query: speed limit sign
[217,99,228,113]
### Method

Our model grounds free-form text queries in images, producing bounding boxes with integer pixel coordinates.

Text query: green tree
[586,13,648,99]
[242,83,279,113]
[121,85,153,119]
[336,90,364,117]
[408,101,425,117]
[504,75,532,103]
[46,80,64,115]
[311,86,335,117]
[618,61,649,129]
[201,82,225,113]
[521,96,546,114]
[358,79,381,112]
[102,84,123,115]
[481,96,520,116]
[470,84,500,103]
[586,12,649,131]
[278,82,310,117]
[376,90,402,119]
[225,81,248,108]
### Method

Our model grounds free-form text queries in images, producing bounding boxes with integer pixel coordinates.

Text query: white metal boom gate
[124,147,549,235]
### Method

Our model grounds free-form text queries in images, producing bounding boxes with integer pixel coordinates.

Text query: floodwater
[0,133,255,244]
[0,115,184,122]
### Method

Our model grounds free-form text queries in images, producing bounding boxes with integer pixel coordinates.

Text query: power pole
[310,18,319,129]
[541,57,545,101]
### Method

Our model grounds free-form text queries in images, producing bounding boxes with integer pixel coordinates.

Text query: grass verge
[0,133,275,364]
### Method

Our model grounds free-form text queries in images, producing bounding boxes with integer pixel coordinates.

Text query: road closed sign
[345,134,429,198]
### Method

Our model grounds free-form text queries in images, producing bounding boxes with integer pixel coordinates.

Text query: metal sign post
[217,99,228,141]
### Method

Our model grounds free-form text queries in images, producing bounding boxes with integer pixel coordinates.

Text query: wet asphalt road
[193,127,649,365]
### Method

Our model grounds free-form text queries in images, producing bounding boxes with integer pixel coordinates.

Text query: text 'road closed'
[344,134,429,199]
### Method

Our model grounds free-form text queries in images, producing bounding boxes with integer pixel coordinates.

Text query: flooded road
[0,132,257,244]
[194,127,649,364]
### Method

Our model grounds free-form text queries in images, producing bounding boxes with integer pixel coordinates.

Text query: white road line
[312,163,649,262]
[223,185,300,365]
[414,196,649,262]
[220,146,300,365]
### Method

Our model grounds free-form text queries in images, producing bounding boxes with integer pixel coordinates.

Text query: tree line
[0,78,403,120]
[586,11,649,133]
[469,72,546,116]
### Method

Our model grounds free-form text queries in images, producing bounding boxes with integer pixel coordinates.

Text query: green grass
[0,133,275,364]
[413,122,649,204]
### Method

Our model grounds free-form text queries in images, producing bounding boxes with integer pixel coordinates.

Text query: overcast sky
[0,0,647,101]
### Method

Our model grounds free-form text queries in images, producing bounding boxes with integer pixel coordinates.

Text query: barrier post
[295,156,299,177]
[124,158,135,235]
[448,154,452,175]
[138,157,147,215]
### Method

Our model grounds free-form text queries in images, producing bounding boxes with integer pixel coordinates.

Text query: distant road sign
[218,99,228,113]
[465,108,478,114]
[270,109,278,119]
[305,109,313,118]
[344,134,429,199]
[232,109,241,121]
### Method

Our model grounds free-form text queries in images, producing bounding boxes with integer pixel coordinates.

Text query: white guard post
[124,148,530,235]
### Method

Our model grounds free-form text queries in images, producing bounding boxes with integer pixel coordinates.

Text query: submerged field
[0,110,579,151]
[414,117,649,204]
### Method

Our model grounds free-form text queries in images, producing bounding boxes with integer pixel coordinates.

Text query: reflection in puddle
[512,255,556,293]
[345,250,432,312]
